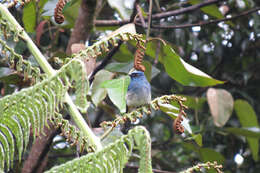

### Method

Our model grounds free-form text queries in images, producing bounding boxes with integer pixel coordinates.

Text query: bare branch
[95,7,260,30]
[151,0,223,20]
[146,0,153,40]
[146,7,260,29]
[94,0,225,26]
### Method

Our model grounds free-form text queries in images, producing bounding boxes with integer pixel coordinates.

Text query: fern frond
[53,112,94,152]
[0,0,29,9]
[0,36,43,84]
[45,126,152,173]
[0,59,90,171]
[101,94,187,129]
[73,25,142,60]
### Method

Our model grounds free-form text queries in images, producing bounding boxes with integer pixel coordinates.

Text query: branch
[136,4,146,28]
[94,0,224,26]
[21,122,59,173]
[147,7,260,29]
[151,0,223,19]
[146,0,153,40]
[89,40,123,84]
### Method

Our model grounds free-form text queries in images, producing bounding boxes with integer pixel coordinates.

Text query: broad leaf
[189,0,234,26]
[234,99,259,161]
[91,70,114,106]
[106,62,134,74]
[186,134,202,147]
[206,88,234,127]
[225,127,260,138]
[22,1,36,33]
[190,0,224,19]
[113,43,133,62]
[163,45,224,86]
[199,148,225,164]
[101,76,130,113]
[63,0,80,26]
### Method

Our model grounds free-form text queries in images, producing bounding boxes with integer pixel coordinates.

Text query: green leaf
[105,62,133,74]
[225,127,260,138]
[38,0,49,14]
[189,0,234,27]
[199,148,225,164]
[234,99,259,161]
[185,134,202,146]
[101,76,130,113]
[22,1,36,33]
[189,0,223,19]
[91,70,114,106]
[178,95,206,110]
[206,88,234,127]
[142,61,152,81]
[113,44,133,62]
[163,45,224,86]
[192,134,202,147]
[234,100,258,127]
[63,0,80,27]
[107,0,134,20]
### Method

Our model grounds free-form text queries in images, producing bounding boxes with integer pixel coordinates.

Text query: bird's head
[129,70,145,79]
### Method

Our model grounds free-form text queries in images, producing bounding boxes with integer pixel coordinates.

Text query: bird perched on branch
[126,70,151,109]
[121,70,151,134]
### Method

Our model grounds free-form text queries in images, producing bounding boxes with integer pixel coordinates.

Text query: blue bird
[126,70,151,110]
[121,70,151,134]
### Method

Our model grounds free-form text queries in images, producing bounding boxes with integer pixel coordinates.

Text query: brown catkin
[54,0,66,24]
[134,42,146,72]
[173,114,184,134]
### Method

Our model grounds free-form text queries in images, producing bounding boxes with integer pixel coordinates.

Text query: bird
[121,70,151,134]
[126,70,151,109]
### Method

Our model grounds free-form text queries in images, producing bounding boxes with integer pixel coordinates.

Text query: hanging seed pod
[173,113,185,135]
[54,0,66,24]
[134,41,146,72]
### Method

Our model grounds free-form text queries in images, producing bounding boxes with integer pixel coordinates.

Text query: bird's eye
[131,73,138,77]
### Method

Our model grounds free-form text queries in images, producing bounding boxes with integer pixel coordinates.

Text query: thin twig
[145,7,260,29]
[151,0,223,20]
[94,0,225,26]
[130,0,140,23]
[100,126,115,140]
[136,4,146,28]
[89,40,122,84]
[153,0,162,65]
[146,0,153,40]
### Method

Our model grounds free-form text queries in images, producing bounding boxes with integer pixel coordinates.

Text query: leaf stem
[0,4,102,150]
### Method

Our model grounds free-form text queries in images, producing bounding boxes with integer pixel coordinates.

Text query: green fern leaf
[0,142,4,170]
[45,126,152,173]
[0,58,90,171]
[0,124,14,169]
[0,131,10,170]
[0,117,24,163]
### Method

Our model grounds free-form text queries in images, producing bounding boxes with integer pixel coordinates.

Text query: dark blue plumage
[126,70,151,108]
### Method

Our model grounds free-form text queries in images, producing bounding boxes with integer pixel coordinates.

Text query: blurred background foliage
[1,0,260,172]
